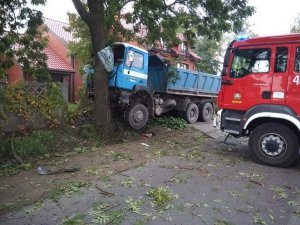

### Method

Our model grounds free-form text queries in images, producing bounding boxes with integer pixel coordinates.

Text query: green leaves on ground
[152,117,188,130]
[90,203,124,225]
[146,187,177,209]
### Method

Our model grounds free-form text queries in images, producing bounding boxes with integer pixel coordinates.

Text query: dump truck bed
[148,67,221,97]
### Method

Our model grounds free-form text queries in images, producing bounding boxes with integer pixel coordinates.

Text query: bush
[2,81,64,129]
[67,103,79,124]
[78,123,97,139]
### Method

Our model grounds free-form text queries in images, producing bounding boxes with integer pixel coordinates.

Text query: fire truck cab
[216,34,300,167]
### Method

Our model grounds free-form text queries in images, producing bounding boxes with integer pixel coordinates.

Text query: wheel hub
[260,134,285,157]
[190,110,195,117]
[133,110,144,123]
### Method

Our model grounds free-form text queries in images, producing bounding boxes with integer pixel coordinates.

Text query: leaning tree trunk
[72,0,112,133]
[89,11,112,133]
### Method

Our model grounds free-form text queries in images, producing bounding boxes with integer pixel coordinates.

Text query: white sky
[40,0,300,36]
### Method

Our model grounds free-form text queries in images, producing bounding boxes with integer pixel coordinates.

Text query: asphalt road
[1,123,299,225]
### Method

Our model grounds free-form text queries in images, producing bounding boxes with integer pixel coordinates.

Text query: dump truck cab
[109,43,149,90]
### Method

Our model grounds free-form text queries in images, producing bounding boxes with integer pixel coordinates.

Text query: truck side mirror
[127,50,135,68]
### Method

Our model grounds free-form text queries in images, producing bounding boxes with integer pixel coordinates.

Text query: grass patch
[112,152,132,161]
[0,130,55,159]
[192,135,204,144]
[0,163,34,176]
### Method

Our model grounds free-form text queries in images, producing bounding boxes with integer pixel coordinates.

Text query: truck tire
[248,122,300,167]
[125,103,149,130]
[184,103,199,124]
[198,102,213,122]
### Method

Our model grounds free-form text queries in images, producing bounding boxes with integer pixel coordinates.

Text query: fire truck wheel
[184,103,199,124]
[249,122,300,167]
[125,103,149,130]
[198,102,213,122]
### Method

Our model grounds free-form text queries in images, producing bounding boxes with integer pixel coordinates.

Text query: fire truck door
[223,47,273,111]
[286,44,300,115]
[271,45,290,105]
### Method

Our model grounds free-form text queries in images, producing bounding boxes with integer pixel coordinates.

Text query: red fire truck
[215,34,300,167]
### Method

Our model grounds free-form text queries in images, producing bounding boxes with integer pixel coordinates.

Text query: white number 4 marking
[293,75,300,85]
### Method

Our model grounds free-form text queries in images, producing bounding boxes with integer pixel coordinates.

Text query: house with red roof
[4,17,82,102]
[148,33,201,71]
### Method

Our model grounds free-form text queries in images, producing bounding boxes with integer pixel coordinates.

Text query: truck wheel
[184,103,199,124]
[249,122,300,167]
[125,103,149,130]
[198,102,213,122]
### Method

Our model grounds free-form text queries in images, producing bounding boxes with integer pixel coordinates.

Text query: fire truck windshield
[230,48,271,78]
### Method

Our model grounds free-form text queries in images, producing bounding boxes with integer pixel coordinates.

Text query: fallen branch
[249,179,264,188]
[95,185,115,196]
[11,133,23,164]
[237,208,250,214]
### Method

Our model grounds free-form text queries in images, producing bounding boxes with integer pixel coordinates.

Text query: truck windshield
[230,48,271,78]
[113,45,125,65]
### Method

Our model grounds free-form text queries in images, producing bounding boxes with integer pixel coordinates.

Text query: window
[126,51,144,69]
[177,63,188,70]
[113,45,125,65]
[0,74,8,83]
[295,47,300,72]
[52,74,64,83]
[274,47,288,73]
[181,42,188,56]
[230,48,271,78]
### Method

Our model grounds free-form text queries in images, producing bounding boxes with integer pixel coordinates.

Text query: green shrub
[67,103,79,124]
[78,123,97,139]
[2,81,64,128]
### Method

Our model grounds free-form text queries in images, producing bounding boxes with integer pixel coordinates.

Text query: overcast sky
[40,0,300,36]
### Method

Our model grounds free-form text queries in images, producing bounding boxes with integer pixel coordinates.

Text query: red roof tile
[43,17,74,43]
[44,47,75,72]
[170,48,202,61]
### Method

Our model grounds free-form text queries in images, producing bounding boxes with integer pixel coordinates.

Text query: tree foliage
[290,13,300,33]
[71,0,254,132]
[66,13,92,71]
[194,37,223,74]
[0,0,49,81]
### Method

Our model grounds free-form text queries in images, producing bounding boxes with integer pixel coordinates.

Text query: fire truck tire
[184,103,199,124]
[125,103,149,130]
[249,122,300,167]
[198,102,214,122]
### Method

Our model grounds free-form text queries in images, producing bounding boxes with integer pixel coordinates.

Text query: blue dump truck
[100,42,221,129]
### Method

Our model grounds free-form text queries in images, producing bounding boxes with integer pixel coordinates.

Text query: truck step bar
[224,129,240,134]
[225,117,241,122]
